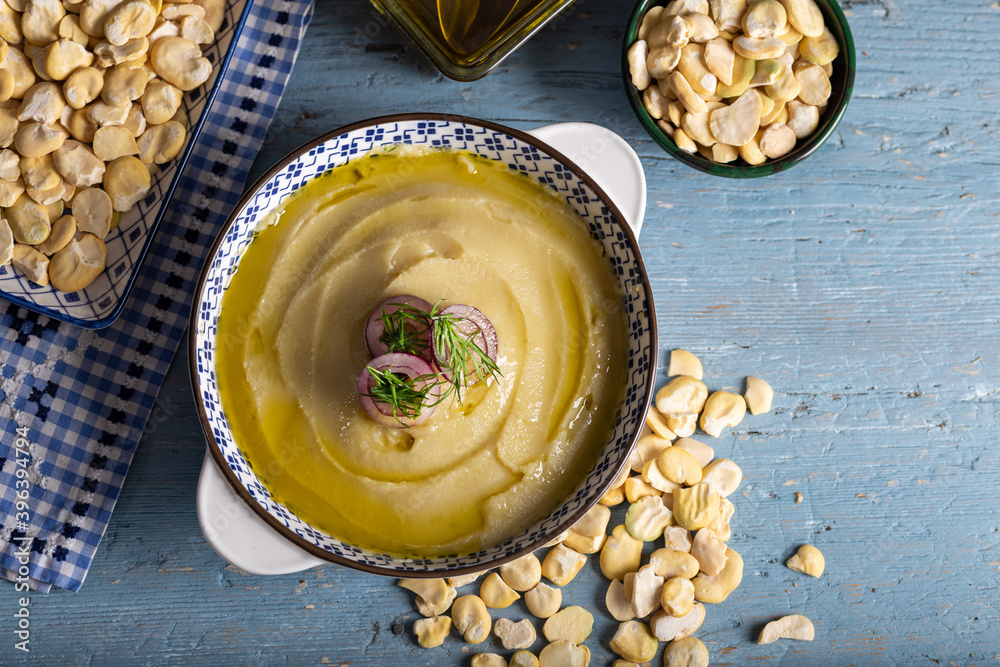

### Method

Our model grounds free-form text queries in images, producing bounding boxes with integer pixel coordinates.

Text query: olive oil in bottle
[394,0,574,66]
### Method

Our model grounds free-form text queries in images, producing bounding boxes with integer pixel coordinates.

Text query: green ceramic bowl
[623,0,856,178]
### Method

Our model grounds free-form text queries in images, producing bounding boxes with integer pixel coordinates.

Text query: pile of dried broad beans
[397,350,780,666]
[628,0,839,165]
[0,0,224,291]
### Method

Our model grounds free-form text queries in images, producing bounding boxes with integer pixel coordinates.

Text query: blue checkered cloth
[0,0,313,593]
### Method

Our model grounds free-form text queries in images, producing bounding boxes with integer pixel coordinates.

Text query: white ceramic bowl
[190,114,657,577]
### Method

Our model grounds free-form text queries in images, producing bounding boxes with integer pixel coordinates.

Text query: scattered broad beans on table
[610,620,659,663]
[625,494,674,542]
[524,582,562,619]
[452,594,492,644]
[541,605,594,645]
[397,351,824,663]
[398,577,455,617]
[663,636,710,666]
[744,376,774,415]
[757,614,815,643]
[786,543,825,577]
[500,553,543,592]
[538,640,589,667]
[471,652,508,667]
[660,576,696,617]
[605,578,636,621]
[0,0,224,292]
[494,617,537,650]
[629,0,838,165]
[629,564,665,617]
[481,572,521,609]
[509,650,539,667]
[649,602,705,642]
[413,615,452,648]
[541,543,588,586]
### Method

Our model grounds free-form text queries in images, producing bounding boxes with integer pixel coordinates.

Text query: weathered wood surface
[11,0,1000,664]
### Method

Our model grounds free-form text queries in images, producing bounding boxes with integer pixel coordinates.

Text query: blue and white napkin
[0,0,313,593]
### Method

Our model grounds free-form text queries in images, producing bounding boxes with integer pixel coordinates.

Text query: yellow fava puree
[216,147,627,557]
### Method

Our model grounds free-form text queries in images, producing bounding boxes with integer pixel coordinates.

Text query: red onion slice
[431,305,499,385]
[357,353,442,428]
[364,295,433,357]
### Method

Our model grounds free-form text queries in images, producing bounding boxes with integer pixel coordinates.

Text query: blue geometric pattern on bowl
[193,117,656,573]
[0,0,251,328]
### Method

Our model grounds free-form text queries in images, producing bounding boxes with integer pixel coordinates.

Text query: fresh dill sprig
[377,301,430,355]
[430,307,500,403]
[374,300,501,405]
[363,367,437,421]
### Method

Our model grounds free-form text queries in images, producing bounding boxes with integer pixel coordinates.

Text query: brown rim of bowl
[188,112,658,577]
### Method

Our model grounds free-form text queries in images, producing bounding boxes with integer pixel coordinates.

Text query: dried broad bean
[609,621,658,663]
[786,543,825,577]
[758,614,815,643]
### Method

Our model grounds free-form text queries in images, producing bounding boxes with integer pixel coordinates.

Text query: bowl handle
[197,450,325,575]
[527,123,647,239]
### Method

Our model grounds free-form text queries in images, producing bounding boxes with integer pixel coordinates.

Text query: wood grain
[10,0,1000,664]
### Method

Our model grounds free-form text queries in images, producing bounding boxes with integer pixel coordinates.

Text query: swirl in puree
[216,147,628,556]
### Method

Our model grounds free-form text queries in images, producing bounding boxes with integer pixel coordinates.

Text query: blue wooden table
[11,0,1000,664]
